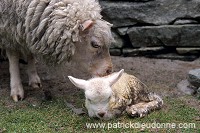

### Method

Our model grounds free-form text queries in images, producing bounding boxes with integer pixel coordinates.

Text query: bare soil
[0,56,200,110]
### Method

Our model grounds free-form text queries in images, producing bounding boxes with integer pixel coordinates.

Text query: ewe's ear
[80,20,94,31]
[106,21,113,27]
[68,76,87,90]
[106,69,124,86]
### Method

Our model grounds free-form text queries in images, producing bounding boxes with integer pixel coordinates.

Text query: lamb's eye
[103,96,111,102]
[91,41,100,48]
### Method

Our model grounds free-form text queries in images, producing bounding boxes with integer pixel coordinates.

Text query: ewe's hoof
[29,82,42,88]
[12,94,24,102]
[29,75,42,88]
[11,85,24,102]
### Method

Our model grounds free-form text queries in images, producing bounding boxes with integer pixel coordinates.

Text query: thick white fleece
[0,0,102,63]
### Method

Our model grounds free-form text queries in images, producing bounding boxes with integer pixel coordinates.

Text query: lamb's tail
[126,92,163,117]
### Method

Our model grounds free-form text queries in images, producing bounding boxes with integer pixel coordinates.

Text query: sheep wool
[0,0,102,63]
[109,73,163,117]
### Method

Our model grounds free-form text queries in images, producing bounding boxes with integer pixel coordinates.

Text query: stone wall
[99,0,200,61]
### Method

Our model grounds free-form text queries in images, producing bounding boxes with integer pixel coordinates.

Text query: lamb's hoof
[126,105,149,118]
[127,109,138,117]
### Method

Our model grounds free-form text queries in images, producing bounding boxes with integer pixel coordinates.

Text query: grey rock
[122,47,165,56]
[197,87,200,95]
[197,87,200,98]
[176,47,200,55]
[188,69,200,88]
[110,49,122,56]
[146,53,198,61]
[110,31,124,48]
[177,80,196,95]
[100,0,154,1]
[128,25,200,47]
[117,27,129,36]
[100,0,200,27]
[173,19,198,25]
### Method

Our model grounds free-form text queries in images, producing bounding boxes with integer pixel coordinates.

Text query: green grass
[0,97,199,133]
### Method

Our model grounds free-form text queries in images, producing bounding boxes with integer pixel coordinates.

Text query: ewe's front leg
[6,50,24,102]
[27,54,41,88]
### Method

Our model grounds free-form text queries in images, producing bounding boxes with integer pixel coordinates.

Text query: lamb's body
[68,69,163,120]
[0,0,113,101]
[109,73,163,118]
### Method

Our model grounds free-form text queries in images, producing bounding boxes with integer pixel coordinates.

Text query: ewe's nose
[106,69,112,75]
[106,66,113,75]
[98,112,105,118]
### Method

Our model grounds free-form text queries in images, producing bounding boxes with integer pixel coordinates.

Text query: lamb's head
[68,69,124,120]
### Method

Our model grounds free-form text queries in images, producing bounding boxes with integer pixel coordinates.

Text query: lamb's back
[112,73,149,104]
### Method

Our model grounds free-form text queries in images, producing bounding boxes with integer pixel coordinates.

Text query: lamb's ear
[80,20,94,31]
[68,76,87,90]
[106,69,124,86]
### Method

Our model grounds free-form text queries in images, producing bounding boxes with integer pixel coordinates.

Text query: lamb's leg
[126,93,163,117]
[6,49,24,102]
[27,54,41,88]
[126,102,157,117]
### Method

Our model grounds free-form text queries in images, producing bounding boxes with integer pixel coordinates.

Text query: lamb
[0,0,114,102]
[68,69,163,120]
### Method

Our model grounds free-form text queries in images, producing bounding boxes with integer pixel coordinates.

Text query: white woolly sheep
[68,69,163,120]
[0,0,114,102]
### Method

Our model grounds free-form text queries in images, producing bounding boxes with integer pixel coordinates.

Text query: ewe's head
[68,69,124,120]
[44,0,113,77]
[72,19,114,77]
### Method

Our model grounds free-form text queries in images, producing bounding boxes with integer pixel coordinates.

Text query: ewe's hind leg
[6,50,24,102]
[27,54,41,88]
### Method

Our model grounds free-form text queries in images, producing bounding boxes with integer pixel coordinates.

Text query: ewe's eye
[88,98,92,102]
[108,96,111,100]
[91,41,100,48]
